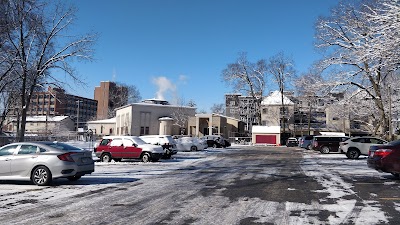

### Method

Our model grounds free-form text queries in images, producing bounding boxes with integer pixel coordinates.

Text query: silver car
[175,137,206,151]
[0,141,94,185]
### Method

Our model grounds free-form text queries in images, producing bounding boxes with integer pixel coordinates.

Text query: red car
[94,136,164,163]
[367,139,400,177]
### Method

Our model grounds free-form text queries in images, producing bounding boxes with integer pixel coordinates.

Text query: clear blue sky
[67,0,338,112]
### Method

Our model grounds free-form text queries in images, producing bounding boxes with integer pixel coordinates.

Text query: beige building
[187,113,245,139]
[115,100,196,136]
[9,116,74,134]
[86,117,116,136]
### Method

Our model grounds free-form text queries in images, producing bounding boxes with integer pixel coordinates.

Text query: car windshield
[132,137,147,145]
[42,142,82,151]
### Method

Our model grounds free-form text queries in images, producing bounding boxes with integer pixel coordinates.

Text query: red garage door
[255,135,277,144]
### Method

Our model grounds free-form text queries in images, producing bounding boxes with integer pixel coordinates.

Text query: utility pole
[348,106,351,137]
[76,100,82,133]
[389,86,393,141]
[308,97,312,136]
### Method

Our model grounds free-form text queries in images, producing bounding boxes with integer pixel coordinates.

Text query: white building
[86,117,116,136]
[114,99,196,136]
[261,91,295,128]
[10,116,74,134]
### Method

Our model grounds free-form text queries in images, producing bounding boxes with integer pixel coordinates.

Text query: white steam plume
[152,76,177,100]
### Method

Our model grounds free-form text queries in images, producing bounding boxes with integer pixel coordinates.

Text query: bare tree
[222,52,268,127]
[267,52,296,137]
[187,99,196,107]
[210,103,225,115]
[197,109,207,114]
[1,0,96,141]
[294,70,326,135]
[171,98,193,135]
[107,82,141,118]
[314,0,400,138]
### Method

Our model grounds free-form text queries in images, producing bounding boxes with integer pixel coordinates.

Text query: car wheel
[141,153,151,163]
[100,153,112,162]
[346,149,360,159]
[320,146,330,154]
[306,144,311,150]
[67,175,82,181]
[213,143,217,148]
[190,146,197,151]
[31,166,52,186]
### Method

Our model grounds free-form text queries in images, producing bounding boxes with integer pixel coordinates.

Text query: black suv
[312,136,350,153]
[203,135,230,148]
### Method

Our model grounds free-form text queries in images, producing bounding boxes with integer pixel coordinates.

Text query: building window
[140,127,149,135]
[140,112,151,135]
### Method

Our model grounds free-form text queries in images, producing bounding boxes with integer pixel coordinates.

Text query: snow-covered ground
[300,151,393,224]
[0,142,399,224]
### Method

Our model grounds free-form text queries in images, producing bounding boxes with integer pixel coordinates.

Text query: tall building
[225,93,261,133]
[94,81,128,120]
[225,94,240,119]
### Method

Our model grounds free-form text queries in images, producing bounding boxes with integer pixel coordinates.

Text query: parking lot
[1,145,399,224]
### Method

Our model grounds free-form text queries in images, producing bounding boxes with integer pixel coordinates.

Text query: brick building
[7,87,97,132]
[94,81,128,120]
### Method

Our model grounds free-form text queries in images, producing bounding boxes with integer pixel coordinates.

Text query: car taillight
[374,149,392,158]
[57,153,76,162]
[313,141,318,147]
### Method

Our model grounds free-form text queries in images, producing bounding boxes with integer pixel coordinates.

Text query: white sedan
[175,137,206,151]
[340,136,387,159]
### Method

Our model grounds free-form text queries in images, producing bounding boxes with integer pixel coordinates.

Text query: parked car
[0,141,94,186]
[203,135,229,148]
[0,132,13,147]
[340,136,388,159]
[139,135,178,159]
[175,137,205,151]
[94,136,164,162]
[312,135,350,154]
[298,135,315,149]
[367,139,400,177]
[286,137,299,147]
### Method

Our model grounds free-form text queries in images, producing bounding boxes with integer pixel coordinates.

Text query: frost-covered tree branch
[314,0,400,138]
[221,52,268,125]
[1,0,97,141]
